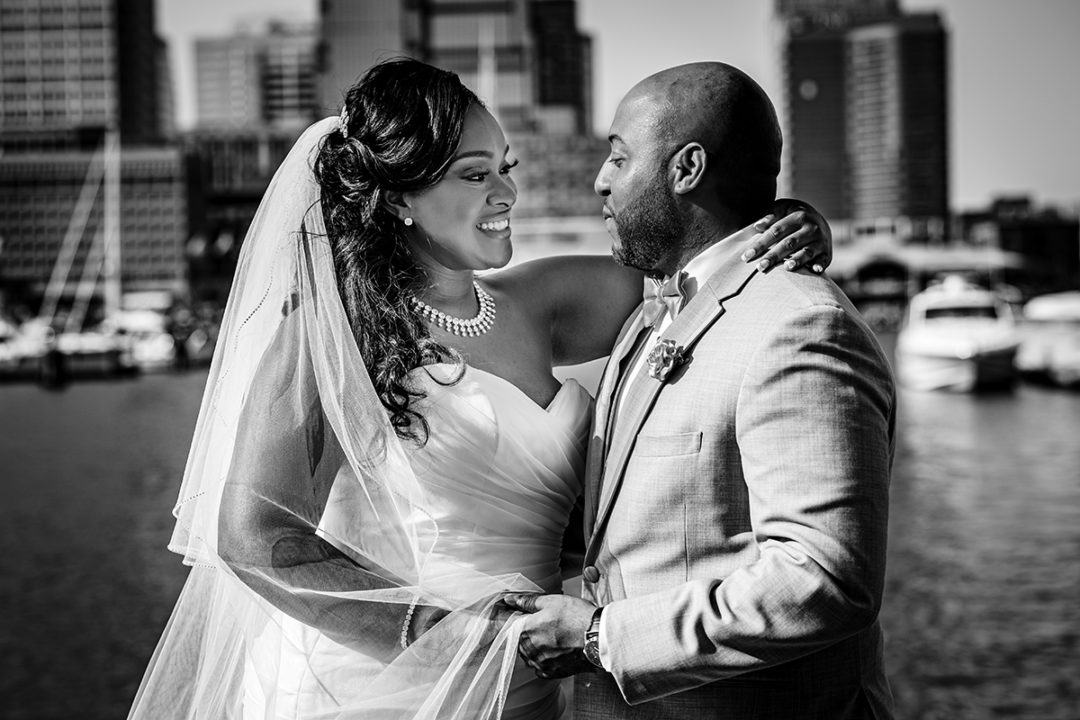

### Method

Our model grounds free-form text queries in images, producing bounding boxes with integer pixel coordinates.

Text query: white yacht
[1016,291,1080,388]
[896,275,1020,392]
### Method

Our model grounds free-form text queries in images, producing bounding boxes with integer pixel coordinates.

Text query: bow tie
[642,272,687,328]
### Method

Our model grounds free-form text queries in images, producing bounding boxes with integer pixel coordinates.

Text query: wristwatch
[583,606,604,668]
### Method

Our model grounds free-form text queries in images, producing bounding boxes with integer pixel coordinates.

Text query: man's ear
[382,190,411,221]
[671,143,707,195]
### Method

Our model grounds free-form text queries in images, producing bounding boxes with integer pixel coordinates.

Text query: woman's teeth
[477,219,509,232]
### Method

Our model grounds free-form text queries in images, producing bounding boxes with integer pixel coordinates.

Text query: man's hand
[503,593,598,678]
[741,198,833,274]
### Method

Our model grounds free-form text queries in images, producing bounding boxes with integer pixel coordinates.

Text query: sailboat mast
[102,126,121,320]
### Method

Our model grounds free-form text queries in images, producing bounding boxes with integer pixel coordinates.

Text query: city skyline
[152,0,1080,211]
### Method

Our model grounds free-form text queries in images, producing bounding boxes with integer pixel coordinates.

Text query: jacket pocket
[634,430,702,457]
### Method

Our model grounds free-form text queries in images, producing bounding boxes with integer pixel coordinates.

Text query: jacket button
[583,565,600,583]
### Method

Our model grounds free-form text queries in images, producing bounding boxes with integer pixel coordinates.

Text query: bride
[128,58,831,720]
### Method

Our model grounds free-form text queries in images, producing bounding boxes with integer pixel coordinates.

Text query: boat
[0,318,46,381]
[896,275,1020,392]
[111,307,177,372]
[1016,291,1080,388]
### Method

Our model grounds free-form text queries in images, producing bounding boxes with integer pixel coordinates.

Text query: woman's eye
[464,171,489,182]
[500,159,520,175]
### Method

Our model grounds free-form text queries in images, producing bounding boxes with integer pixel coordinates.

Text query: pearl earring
[403,217,414,227]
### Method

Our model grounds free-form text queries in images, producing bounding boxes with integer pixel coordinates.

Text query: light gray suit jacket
[575,236,896,720]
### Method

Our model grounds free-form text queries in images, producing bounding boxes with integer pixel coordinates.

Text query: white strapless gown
[244,364,591,720]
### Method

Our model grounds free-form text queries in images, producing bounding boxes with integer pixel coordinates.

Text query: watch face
[584,642,602,667]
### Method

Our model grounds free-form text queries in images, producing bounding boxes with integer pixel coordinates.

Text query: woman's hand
[406,594,515,648]
[407,603,450,646]
[741,198,833,274]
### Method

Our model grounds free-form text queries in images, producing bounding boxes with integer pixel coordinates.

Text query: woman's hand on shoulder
[740,198,833,274]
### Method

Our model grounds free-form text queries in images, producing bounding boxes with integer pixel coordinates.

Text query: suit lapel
[587,238,760,550]
[584,307,647,535]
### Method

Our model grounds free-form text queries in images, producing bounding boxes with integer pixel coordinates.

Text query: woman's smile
[477,217,511,237]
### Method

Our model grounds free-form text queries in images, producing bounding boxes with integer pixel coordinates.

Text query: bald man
[506,62,896,719]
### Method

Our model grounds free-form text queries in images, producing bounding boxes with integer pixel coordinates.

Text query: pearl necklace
[412,281,496,337]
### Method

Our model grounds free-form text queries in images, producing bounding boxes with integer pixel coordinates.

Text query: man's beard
[611,167,685,274]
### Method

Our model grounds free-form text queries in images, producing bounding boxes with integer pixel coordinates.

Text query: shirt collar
[676,225,757,303]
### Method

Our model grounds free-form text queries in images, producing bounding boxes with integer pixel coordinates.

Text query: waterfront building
[194,21,318,131]
[156,37,177,140]
[775,0,949,231]
[188,21,322,299]
[0,0,187,314]
[846,13,949,225]
[317,0,592,135]
[178,127,301,301]
[775,0,899,220]
[0,0,166,149]
[958,197,1080,296]
[0,149,191,302]
[775,0,899,25]
[317,0,424,115]
[527,0,593,135]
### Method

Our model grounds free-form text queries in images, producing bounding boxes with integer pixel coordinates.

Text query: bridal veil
[128,117,536,719]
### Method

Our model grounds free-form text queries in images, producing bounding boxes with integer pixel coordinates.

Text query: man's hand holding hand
[503,593,598,679]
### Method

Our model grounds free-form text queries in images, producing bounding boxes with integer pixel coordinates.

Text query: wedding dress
[247,366,588,720]
[128,117,589,720]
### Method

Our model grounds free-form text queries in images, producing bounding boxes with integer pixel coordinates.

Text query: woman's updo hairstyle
[313,58,481,442]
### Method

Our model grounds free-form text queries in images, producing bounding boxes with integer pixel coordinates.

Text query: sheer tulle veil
[128,117,536,719]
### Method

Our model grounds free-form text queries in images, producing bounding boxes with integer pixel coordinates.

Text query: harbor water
[2,306,1078,718]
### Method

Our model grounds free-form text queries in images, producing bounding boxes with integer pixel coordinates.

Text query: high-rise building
[194,21,318,131]
[847,14,948,225]
[156,37,177,139]
[188,22,320,300]
[0,0,164,148]
[528,0,592,134]
[780,24,851,220]
[425,0,535,131]
[0,0,186,303]
[317,0,592,135]
[776,0,949,232]
[776,0,899,27]
[318,0,423,114]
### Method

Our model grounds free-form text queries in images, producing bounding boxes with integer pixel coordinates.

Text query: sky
[157,0,1080,211]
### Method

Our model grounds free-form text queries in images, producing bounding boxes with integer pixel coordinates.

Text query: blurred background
[1,1,1078,718]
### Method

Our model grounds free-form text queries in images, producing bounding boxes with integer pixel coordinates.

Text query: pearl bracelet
[400,596,420,650]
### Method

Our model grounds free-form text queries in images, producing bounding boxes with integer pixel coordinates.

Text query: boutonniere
[647,339,687,382]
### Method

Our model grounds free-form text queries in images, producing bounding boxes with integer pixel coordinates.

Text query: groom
[506,62,896,719]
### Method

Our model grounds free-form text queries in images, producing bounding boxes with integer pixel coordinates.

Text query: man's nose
[594,165,611,197]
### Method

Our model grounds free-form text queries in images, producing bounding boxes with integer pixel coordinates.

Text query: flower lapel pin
[647,339,688,382]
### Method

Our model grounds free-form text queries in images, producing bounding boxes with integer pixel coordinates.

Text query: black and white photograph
[1,1,1077,718]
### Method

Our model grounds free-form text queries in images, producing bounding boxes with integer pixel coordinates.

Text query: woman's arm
[501,201,835,366]
[216,315,417,662]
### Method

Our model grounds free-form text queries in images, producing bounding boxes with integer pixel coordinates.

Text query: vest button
[583,565,600,583]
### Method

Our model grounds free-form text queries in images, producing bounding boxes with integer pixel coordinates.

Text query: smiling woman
[127,57,832,720]
[392,105,519,274]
